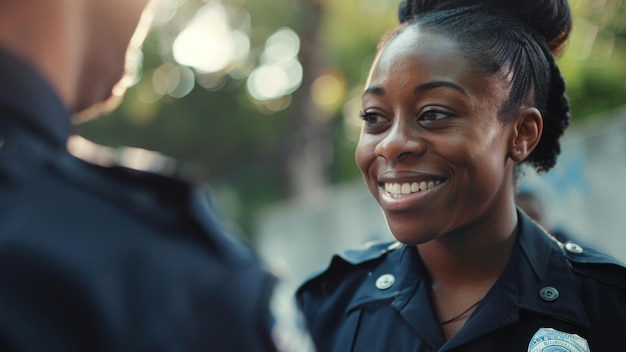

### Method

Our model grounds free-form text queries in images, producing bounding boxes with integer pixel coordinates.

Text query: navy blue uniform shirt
[297,211,626,351]
[0,48,310,351]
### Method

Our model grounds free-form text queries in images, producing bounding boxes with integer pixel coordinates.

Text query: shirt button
[375,274,395,290]
[564,241,583,254]
[539,286,559,302]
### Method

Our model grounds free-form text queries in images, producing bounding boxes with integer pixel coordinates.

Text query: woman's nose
[374,121,426,162]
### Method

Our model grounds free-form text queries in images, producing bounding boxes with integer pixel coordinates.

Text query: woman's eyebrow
[414,81,469,96]
[362,86,384,97]
[362,81,469,98]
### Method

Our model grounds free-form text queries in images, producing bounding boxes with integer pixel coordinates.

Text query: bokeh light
[247,64,289,101]
[246,27,302,104]
[261,28,301,65]
[137,2,306,110]
[172,3,250,73]
[311,72,346,114]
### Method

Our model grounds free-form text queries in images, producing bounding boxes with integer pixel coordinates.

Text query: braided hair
[388,0,572,172]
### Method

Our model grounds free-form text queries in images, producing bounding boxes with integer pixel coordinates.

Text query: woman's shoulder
[519,210,626,292]
[561,240,626,292]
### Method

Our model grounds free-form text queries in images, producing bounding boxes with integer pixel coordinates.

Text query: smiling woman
[357,26,521,245]
[296,1,626,351]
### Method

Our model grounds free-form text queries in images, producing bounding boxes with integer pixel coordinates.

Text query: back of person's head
[390,0,572,173]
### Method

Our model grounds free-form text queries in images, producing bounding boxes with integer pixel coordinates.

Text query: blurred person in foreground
[0,1,312,351]
[297,0,626,351]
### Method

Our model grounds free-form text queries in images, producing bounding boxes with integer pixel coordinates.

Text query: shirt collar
[346,241,447,347]
[445,211,589,349]
[346,242,422,314]
[449,211,590,349]
[514,210,589,327]
[0,47,73,148]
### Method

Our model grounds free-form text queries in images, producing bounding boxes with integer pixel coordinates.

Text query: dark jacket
[0,48,281,352]
[297,211,626,351]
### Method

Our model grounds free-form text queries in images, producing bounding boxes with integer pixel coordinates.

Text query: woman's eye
[419,109,452,122]
[359,111,386,125]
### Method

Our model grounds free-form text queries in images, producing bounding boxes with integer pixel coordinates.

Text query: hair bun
[398,0,470,23]
[487,0,572,56]
[398,0,572,56]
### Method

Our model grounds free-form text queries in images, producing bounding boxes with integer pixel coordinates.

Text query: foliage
[560,0,626,120]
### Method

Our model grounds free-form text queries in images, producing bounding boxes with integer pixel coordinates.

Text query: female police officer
[297,0,626,351]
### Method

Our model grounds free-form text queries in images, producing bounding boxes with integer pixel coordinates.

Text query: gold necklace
[439,299,483,325]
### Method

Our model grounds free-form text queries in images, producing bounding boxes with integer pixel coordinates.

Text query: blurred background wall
[72,0,626,287]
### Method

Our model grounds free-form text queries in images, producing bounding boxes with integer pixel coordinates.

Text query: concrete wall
[530,107,626,261]
[255,181,393,288]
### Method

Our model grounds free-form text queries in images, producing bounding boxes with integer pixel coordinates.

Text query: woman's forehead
[368,28,470,86]
[366,26,511,108]
[388,26,457,52]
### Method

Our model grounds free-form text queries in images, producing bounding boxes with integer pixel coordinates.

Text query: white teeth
[383,180,442,196]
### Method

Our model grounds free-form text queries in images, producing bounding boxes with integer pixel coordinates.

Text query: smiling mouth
[381,180,443,198]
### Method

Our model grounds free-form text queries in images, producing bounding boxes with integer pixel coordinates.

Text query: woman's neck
[418,208,519,285]
[417,211,519,339]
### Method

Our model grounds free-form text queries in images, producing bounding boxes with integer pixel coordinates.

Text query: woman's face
[356,27,518,245]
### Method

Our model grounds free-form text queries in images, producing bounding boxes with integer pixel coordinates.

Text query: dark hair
[387,0,572,172]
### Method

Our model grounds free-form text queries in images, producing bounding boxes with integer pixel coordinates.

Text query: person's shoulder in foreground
[0,1,313,351]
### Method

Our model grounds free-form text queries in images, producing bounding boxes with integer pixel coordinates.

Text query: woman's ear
[510,107,542,161]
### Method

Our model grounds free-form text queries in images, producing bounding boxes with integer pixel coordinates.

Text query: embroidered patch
[528,327,589,352]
